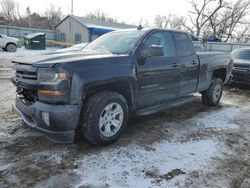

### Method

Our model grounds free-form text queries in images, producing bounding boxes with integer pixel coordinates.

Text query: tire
[201,93,208,105]
[202,78,223,106]
[81,91,129,145]
[6,43,17,52]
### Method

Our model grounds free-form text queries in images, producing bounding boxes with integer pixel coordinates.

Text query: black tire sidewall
[83,92,128,145]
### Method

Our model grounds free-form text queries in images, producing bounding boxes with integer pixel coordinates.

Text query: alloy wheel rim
[213,83,222,101]
[99,102,124,137]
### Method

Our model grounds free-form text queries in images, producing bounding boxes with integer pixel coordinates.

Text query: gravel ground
[0,49,250,188]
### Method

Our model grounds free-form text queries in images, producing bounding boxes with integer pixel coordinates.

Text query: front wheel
[202,78,223,106]
[81,91,129,145]
[6,43,17,52]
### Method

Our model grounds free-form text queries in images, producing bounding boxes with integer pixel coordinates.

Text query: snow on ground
[73,106,239,188]
[74,140,220,188]
[191,107,240,130]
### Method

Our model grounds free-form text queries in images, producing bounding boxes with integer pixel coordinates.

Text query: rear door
[173,32,199,96]
[136,31,180,108]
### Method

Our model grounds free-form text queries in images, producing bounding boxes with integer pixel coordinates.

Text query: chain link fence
[193,41,250,52]
[0,25,55,40]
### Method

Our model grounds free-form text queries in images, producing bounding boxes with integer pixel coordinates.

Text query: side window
[174,33,193,56]
[142,31,175,57]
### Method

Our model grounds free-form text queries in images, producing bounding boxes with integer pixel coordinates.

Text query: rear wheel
[6,43,17,52]
[202,78,223,106]
[81,91,129,145]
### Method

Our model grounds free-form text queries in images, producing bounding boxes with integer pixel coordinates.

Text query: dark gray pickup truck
[231,47,250,85]
[11,28,233,145]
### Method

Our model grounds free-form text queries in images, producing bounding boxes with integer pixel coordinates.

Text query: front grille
[234,67,249,71]
[13,63,37,80]
[16,70,37,80]
[233,62,250,69]
[232,69,247,77]
[232,65,250,82]
[13,63,38,103]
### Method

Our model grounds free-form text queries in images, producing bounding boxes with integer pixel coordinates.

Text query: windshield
[82,30,146,54]
[232,49,250,60]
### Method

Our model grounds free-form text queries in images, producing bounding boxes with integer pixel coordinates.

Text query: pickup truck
[231,47,250,85]
[11,28,233,145]
[0,34,20,52]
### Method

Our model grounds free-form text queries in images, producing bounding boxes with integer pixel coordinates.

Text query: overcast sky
[16,0,191,24]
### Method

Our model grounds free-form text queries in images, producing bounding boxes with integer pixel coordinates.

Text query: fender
[81,76,137,111]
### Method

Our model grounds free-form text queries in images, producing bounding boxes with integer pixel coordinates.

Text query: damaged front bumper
[13,98,81,144]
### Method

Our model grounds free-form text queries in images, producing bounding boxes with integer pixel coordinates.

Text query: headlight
[37,68,69,101]
[38,68,67,82]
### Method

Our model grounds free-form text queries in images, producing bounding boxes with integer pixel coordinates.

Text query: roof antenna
[137,25,143,30]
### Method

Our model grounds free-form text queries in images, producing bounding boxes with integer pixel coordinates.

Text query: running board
[136,95,197,116]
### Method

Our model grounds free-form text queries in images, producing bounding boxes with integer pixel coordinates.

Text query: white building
[55,15,135,43]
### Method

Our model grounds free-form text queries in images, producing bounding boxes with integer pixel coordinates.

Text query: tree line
[0,0,250,43]
[0,0,62,30]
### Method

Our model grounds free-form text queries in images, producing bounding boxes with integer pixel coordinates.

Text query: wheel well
[84,82,133,109]
[213,68,226,82]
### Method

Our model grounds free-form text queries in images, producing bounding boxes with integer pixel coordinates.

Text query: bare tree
[138,17,150,27]
[207,0,250,42]
[86,10,118,23]
[154,14,188,31]
[154,15,169,28]
[235,24,250,43]
[0,0,18,23]
[0,2,62,29]
[188,0,226,36]
[44,4,62,29]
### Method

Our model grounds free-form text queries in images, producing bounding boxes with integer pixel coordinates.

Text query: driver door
[136,31,180,108]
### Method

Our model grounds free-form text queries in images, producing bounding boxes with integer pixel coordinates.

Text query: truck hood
[12,51,127,68]
[5,35,19,42]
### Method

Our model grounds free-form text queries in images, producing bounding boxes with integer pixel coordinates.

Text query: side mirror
[141,45,164,58]
[138,45,164,64]
[0,35,2,38]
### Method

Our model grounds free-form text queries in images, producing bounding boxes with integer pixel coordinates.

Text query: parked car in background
[231,47,250,85]
[203,34,221,42]
[56,43,89,52]
[0,34,21,52]
[190,34,199,41]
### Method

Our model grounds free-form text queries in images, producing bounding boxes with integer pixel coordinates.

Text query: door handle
[191,61,198,65]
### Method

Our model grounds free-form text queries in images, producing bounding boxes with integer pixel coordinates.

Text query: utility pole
[71,0,74,15]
